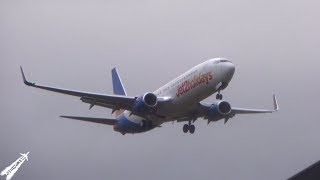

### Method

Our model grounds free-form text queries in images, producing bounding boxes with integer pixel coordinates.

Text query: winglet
[273,94,279,111]
[20,66,34,86]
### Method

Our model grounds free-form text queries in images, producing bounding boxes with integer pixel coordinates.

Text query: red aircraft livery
[176,72,213,97]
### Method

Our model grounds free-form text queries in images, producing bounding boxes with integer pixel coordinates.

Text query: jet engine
[132,92,158,114]
[207,101,232,121]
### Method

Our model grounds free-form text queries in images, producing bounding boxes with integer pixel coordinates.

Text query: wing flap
[60,116,117,125]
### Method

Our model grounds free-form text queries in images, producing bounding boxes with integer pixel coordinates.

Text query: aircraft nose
[223,62,235,81]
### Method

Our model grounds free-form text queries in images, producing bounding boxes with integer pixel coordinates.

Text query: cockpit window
[213,59,231,64]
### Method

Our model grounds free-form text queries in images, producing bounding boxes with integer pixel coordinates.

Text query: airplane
[20,58,279,135]
[20,152,29,161]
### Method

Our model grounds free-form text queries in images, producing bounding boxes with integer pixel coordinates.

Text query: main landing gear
[183,122,195,134]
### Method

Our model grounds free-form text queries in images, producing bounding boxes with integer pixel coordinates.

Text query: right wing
[20,66,135,111]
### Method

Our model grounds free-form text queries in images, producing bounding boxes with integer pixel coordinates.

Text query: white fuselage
[21,56,277,135]
[122,58,235,125]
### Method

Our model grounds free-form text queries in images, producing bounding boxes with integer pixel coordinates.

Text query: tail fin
[111,68,126,117]
[112,68,127,96]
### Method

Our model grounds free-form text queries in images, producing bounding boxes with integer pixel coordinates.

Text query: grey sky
[1,0,320,179]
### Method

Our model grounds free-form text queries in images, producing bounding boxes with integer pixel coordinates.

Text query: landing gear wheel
[216,93,223,100]
[183,124,189,133]
[189,125,195,134]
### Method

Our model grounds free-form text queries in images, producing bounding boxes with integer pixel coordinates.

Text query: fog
[1,0,320,179]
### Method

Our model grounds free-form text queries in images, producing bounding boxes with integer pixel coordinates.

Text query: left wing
[231,94,279,114]
[175,95,279,124]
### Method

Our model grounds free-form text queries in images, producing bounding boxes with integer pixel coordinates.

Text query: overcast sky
[1,0,320,180]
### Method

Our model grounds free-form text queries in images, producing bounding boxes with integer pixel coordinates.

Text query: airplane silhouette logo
[1,152,29,180]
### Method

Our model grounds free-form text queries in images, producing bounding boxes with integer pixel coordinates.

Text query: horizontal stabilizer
[60,116,117,125]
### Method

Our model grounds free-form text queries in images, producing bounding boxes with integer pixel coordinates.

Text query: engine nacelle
[207,101,232,121]
[132,92,158,114]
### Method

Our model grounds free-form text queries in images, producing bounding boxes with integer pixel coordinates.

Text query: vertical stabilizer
[112,68,127,96]
[111,68,126,117]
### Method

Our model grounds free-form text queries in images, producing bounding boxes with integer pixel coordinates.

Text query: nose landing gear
[216,82,228,100]
[216,93,223,100]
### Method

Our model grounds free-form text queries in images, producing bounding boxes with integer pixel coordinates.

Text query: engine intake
[217,101,232,114]
[143,93,157,107]
[132,92,158,114]
[207,101,232,121]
